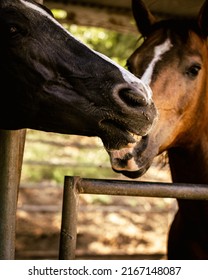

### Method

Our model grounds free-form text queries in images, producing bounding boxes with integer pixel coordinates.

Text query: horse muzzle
[107,136,152,178]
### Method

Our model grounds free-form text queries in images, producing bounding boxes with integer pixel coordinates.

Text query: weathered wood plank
[46,1,137,34]
[45,0,205,33]
[46,0,204,16]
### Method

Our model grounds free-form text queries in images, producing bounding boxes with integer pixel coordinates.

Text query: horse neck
[168,134,208,219]
[168,134,208,184]
[168,142,208,251]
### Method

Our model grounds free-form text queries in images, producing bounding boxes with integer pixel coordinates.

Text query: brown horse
[110,0,208,259]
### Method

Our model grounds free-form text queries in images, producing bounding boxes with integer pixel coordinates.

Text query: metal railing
[59,176,208,259]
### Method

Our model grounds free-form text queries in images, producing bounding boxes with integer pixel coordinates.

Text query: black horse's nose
[118,87,148,107]
[113,83,151,111]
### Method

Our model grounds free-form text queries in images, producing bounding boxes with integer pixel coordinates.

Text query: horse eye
[9,25,18,34]
[10,26,17,33]
[8,25,23,39]
[186,64,201,78]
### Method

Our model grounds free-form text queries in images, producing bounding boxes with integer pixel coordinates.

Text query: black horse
[0,0,157,159]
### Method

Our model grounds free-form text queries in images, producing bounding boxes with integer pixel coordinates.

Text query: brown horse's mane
[147,18,204,42]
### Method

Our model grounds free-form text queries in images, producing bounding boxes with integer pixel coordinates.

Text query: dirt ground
[15,162,177,260]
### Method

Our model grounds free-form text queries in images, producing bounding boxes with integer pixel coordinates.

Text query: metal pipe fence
[59,176,208,259]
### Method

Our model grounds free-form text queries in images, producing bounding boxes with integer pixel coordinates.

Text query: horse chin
[107,136,152,178]
[113,166,149,179]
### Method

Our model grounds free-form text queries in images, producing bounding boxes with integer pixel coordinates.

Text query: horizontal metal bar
[68,176,208,200]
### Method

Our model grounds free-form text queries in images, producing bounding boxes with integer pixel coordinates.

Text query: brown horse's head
[109,0,208,178]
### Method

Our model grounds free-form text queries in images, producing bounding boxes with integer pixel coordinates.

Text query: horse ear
[132,0,156,37]
[198,0,208,37]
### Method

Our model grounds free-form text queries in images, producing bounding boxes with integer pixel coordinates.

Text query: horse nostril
[113,84,149,109]
[118,87,148,107]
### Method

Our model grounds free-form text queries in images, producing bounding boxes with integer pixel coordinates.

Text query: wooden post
[0,129,26,259]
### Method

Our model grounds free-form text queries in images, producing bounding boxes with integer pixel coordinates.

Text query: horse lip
[108,138,142,171]
[107,134,146,153]
[100,118,148,148]
[108,135,149,173]
[113,167,148,179]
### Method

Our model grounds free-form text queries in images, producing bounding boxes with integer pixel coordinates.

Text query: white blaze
[19,0,153,102]
[141,39,173,85]
[96,51,153,101]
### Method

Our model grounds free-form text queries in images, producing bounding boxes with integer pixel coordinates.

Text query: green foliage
[52,9,138,67]
[64,24,138,67]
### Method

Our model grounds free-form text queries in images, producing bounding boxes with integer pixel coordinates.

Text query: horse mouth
[100,117,152,147]
[107,135,150,178]
[108,137,141,170]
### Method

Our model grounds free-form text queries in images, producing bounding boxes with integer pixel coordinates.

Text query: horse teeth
[134,135,142,142]
[130,133,142,142]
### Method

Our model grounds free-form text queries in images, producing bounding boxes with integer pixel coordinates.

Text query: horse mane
[148,18,203,43]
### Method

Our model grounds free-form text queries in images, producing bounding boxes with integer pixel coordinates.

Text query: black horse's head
[0,0,157,159]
